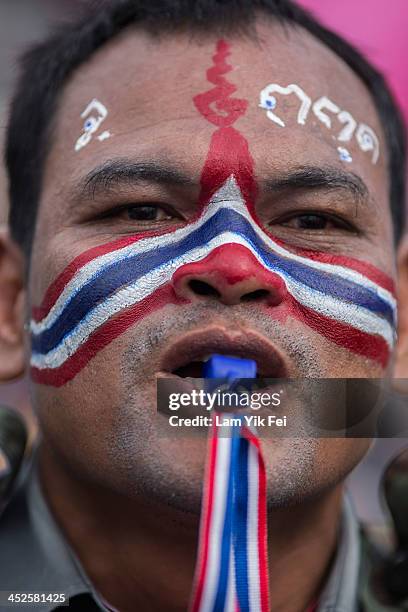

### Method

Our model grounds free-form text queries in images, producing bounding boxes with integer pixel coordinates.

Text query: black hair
[5,0,406,257]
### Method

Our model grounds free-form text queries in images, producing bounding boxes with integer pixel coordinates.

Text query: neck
[39,443,342,612]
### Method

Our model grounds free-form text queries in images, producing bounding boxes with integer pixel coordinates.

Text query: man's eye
[125,204,172,221]
[92,202,183,228]
[281,213,349,231]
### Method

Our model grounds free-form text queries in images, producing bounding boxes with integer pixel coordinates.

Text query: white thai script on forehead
[337,147,353,163]
[74,99,111,152]
[356,124,380,164]
[337,111,357,142]
[259,84,380,164]
[258,84,311,127]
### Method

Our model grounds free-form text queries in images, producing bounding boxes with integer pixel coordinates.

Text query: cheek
[29,230,186,387]
[33,342,124,470]
[276,315,387,377]
[318,438,371,478]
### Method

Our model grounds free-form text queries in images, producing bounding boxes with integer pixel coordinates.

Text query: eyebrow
[75,159,369,204]
[263,165,369,201]
[78,158,196,199]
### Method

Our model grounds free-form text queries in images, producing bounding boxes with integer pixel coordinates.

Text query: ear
[0,227,26,381]
[394,234,408,384]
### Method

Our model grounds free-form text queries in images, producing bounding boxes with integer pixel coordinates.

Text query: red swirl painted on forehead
[193,39,248,127]
[194,40,257,213]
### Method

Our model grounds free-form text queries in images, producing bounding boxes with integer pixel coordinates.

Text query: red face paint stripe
[198,126,257,216]
[31,285,182,387]
[193,39,248,128]
[193,39,257,219]
[288,297,390,367]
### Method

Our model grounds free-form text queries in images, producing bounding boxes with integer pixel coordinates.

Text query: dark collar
[0,460,112,611]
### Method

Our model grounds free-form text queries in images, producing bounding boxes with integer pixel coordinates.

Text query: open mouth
[159,327,288,379]
[172,359,211,379]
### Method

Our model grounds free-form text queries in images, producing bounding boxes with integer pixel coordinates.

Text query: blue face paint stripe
[31,207,395,355]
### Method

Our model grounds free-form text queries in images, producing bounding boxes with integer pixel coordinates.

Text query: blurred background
[0,0,407,523]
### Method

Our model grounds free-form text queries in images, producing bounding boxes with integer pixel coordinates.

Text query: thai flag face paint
[30,40,397,387]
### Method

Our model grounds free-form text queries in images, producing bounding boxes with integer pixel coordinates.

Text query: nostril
[188,279,221,298]
[241,289,270,302]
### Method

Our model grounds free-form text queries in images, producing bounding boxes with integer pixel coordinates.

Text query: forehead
[43,20,388,209]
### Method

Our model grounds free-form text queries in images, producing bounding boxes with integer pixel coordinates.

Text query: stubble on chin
[104,303,333,513]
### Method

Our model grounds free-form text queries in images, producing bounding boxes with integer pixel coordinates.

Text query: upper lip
[159,326,288,377]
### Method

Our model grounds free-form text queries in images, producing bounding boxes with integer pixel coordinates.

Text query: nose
[172,244,287,306]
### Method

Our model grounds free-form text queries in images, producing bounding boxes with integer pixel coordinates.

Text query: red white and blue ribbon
[190,416,269,612]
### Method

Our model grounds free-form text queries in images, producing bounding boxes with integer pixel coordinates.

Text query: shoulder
[0,474,50,590]
[358,524,408,611]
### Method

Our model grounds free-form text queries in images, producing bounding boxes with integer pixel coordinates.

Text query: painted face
[29,25,396,511]
[30,41,396,386]
[30,173,396,384]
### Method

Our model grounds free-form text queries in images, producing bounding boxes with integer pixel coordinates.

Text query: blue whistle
[203,354,257,379]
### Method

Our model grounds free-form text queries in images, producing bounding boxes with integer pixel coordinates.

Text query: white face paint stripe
[30,230,395,370]
[31,176,396,336]
[286,275,394,347]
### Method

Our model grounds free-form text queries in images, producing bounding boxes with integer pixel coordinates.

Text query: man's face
[28,22,396,511]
